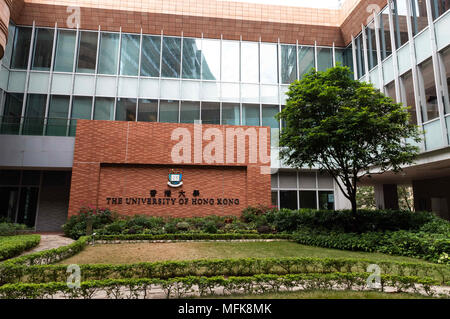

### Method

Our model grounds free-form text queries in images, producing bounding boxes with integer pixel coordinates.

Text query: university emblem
[168,169,183,188]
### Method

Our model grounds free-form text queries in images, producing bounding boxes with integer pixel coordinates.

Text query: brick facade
[68,120,271,218]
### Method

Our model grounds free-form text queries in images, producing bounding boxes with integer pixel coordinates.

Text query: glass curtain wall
[161,37,181,78]
[120,34,140,76]
[366,21,378,70]
[98,32,119,75]
[392,0,409,48]
[94,97,114,120]
[298,46,314,79]
[54,30,76,72]
[137,99,158,122]
[430,0,450,20]
[281,45,297,84]
[140,36,161,77]
[31,28,54,71]
[201,39,220,81]
[418,58,439,121]
[410,0,429,36]
[76,31,98,73]
[70,96,92,135]
[1,93,23,134]
[23,94,46,135]
[47,95,69,136]
[11,27,32,69]
[116,98,137,121]
[379,6,393,60]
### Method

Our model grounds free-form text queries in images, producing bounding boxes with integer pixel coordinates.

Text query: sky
[223,0,342,9]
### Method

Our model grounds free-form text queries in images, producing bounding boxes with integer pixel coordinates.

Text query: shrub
[0,223,29,236]
[175,222,190,231]
[62,207,115,239]
[0,235,40,261]
[202,221,218,234]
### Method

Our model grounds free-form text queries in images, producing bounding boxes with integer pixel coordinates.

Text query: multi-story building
[0,0,449,231]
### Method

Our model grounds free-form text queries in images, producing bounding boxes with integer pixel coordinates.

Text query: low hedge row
[1,257,449,286]
[294,230,450,264]
[0,273,441,299]
[94,233,293,241]
[0,235,41,261]
[2,236,89,266]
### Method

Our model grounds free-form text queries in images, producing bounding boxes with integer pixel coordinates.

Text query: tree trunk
[350,193,357,214]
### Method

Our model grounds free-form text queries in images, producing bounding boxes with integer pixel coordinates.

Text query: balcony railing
[0,116,78,137]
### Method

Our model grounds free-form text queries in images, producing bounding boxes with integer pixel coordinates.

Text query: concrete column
[374,184,399,210]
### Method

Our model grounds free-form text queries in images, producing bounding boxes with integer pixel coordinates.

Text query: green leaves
[277,66,421,211]
[0,235,40,261]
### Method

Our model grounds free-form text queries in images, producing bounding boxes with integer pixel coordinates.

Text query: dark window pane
[76,31,98,73]
[23,94,46,135]
[54,30,76,72]
[137,99,158,122]
[280,190,297,210]
[161,37,181,78]
[271,191,278,207]
[94,97,115,120]
[379,7,392,60]
[441,46,450,114]
[32,28,54,71]
[400,71,418,124]
[393,0,409,48]
[385,81,397,102]
[281,45,297,84]
[120,34,140,76]
[1,93,23,134]
[159,100,179,123]
[17,187,39,227]
[98,32,119,75]
[70,96,92,136]
[317,47,332,72]
[116,98,137,121]
[299,191,317,209]
[222,103,240,125]
[355,35,365,77]
[140,35,161,77]
[411,0,428,36]
[0,170,21,185]
[47,95,69,136]
[180,101,200,123]
[11,27,32,69]
[201,102,220,124]
[366,22,378,70]
[0,187,19,221]
[419,58,439,121]
[182,38,201,79]
[431,0,450,20]
[242,104,260,126]
[298,46,314,79]
[319,191,334,210]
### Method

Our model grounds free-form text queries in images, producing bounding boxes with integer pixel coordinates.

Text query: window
[418,58,439,121]
[280,191,297,209]
[98,32,119,75]
[241,42,259,83]
[222,103,240,125]
[411,0,428,36]
[159,100,179,122]
[140,35,161,77]
[137,99,158,122]
[180,101,200,123]
[379,6,393,60]
[94,97,114,120]
[1,93,23,134]
[23,94,46,135]
[201,102,220,124]
[355,34,365,78]
[400,71,418,124]
[11,27,32,69]
[242,104,260,126]
[32,28,54,71]
[161,37,181,78]
[338,46,354,75]
[385,81,397,102]
[70,96,92,136]
[366,22,378,70]
[116,98,137,121]
[261,104,279,129]
[201,39,220,80]
[222,41,239,82]
[182,38,201,79]
[2,24,15,68]
[299,191,317,209]
[54,30,76,72]
[440,46,450,114]
[316,47,332,72]
[430,0,450,20]
[47,95,69,136]
[392,0,409,48]
[281,45,297,84]
[260,43,278,84]
[271,191,278,207]
[298,46,314,79]
[120,34,140,76]
[319,191,334,210]
[76,31,98,73]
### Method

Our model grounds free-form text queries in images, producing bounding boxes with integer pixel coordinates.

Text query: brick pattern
[0,0,11,59]
[68,120,271,218]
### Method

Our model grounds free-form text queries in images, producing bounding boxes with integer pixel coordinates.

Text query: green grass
[0,234,40,261]
[200,289,441,299]
[60,241,430,264]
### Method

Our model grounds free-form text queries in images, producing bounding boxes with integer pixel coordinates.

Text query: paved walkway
[20,234,74,256]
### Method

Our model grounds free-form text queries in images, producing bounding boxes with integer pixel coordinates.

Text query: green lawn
[60,240,429,264]
[200,289,440,299]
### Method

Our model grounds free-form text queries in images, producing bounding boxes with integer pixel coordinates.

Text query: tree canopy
[277,66,421,212]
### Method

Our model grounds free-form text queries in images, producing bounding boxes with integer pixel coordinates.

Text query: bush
[62,207,115,239]
[0,223,30,236]
[0,235,40,261]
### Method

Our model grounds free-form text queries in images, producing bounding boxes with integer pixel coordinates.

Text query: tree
[356,186,376,210]
[277,66,421,213]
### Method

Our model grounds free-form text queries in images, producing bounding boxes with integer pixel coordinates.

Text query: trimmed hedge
[0,235,41,261]
[294,229,450,264]
[1,257,449,286]
[0,273,441,299]
[95,233,293,241]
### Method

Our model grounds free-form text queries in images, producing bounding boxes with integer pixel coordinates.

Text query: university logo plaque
[168,169,183,188]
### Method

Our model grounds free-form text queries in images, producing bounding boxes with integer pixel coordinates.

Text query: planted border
[0,273,442,299]
[0,235,41,261]
[95,233,293,241]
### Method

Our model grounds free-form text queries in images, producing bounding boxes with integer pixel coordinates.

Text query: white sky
[224,0,342,9]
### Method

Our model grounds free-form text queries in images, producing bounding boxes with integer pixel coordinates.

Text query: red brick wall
[68,120,271,218]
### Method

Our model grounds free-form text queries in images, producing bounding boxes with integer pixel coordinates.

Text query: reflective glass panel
[241,42,259,83]
[222,103,240,125]
[366,22,378,70]
[1,93,23,134]
[419,58,439,121]
[94,97,115,120]
[260,43,278,84]
[441,46,450,114]
[201,39,220,80]
[317,47,332,72]
[201,102,220,124]
[379,6,393,60]
[431,0,450,20]
[393,0,409,48]
[70,96,92,136]
[182,38,201,79]
[23,94,46,135]
[411,0,429,36]
[298,46,314,79]
[116,98,137,121]
[319,191,334,210]
[299,191,317,209]
[161,37,181,78]
[242,103,260,126]
[120,34,140,76]
[400,71,418,124]
[54,30,76,72]
[159,100,179,122]
[137,99,158,122]
[76,31,98,73]
[281,45,297,84]
[11,27,32,69]
[32,28,54,71]
[280,191,297,210]
[180,101,200,123]
[140,35,161,77]
[222,41,239,82]
[98,32,119,75]
[261,104,279,129]
[47,95,69,136]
